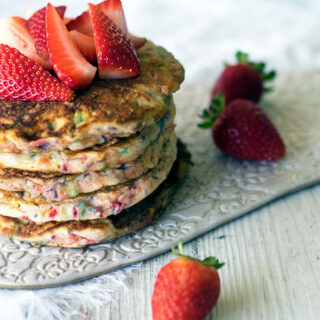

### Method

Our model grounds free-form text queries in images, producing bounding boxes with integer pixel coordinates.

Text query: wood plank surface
[93,183,320,319]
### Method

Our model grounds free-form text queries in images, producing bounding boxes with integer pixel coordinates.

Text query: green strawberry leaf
[234,51,276,90]
[236,51,249,64]
[198,122,214,129]
[198,94,226,130]
[203,257,225,269]
[262,70,276,81]
[172,241,224,270]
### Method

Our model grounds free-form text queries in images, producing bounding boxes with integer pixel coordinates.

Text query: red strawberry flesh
[67,1,144,49]
[99,0,128,34]
[88,3,140,79]
[69,30,97,63]
[27,6,66,67]
[0,44,74,101]
[67,10,93,36]
[46,3,97,89]
[0,17,50,69]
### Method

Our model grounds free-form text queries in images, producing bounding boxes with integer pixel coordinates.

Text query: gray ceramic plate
[0,72,319,289]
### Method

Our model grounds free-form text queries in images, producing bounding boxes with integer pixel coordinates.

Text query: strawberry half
[67,10,92,36]
[99,0,128,34]
[199,95,285,161]
[69,30,96,63]
[46,3,97,89]
[64,17,73,25]
[27,6,66,68]
[88,3,140,79]
[67,0,145,49]
[0,44,74,101]
[0,17,50,69]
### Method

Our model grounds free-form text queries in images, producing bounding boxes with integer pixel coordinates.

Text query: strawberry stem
[235,51,276,90]
[177,240,185,255]
[198,94,225,130]
[171,241,224,270]
[203,257,224,269]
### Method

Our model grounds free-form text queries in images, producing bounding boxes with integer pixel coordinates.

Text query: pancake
[0,101,175,173]
[0,133,177,223]
[0,133,175,201]
[0,41,184,153]
[0,141,190,248]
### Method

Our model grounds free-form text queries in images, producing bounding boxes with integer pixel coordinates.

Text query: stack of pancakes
[0,41,189,248]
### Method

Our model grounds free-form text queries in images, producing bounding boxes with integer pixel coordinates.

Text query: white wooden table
[89,183,320,319]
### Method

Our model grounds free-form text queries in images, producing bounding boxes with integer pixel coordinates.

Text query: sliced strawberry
[89,4,140,79]
[0,44,75,101]
[67,0,127,36]
[64,17,73,25]
[129,34,146,49]
[98,0,128,34]
[46,3,97,89]
[27,6,66,67]
[0,17,50,69]
[67,11,93,36]
[69,30,96,63]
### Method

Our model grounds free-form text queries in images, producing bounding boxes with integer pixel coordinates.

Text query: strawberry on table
[0,16,50,69]
[199,94,285,161]
[46,3,97,89]
[212,51,276,104]
[0,44,75,101]
[27,5,66,68]
[88,3,140,79]
[152,241,223,320]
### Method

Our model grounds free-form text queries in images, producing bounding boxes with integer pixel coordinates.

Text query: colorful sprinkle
[74,112,85,124]
[49,208,58,219]
[30,151,39,159]
[120,147,128,155]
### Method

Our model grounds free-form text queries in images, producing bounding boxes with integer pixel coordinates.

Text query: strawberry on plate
[211,51,276,104]
[88,3,140,79]
[199,94,285,161]
[152,241,223,320]
[0,16,50,69]
[27,5,66,67]
[46,3,97,89]
[0,44,74,101]
[69,30,96,63]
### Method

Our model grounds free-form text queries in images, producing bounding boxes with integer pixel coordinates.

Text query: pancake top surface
[0,41,184,148]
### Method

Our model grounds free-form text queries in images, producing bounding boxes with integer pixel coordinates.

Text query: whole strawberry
[199,94,285,161]
[152,241,223,320]
[211,51,276,104]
